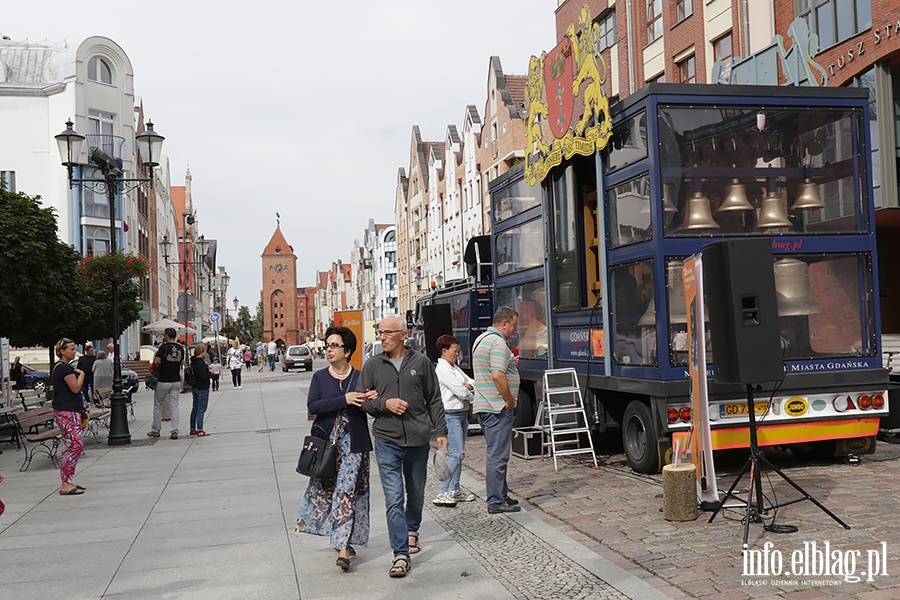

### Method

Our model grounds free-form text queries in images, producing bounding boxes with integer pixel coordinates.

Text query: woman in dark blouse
[51,338,86,495]
[296,326,376,571]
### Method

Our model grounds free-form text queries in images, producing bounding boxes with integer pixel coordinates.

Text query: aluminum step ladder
[539,368,599,473]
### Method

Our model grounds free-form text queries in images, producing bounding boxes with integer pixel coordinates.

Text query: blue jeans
[439,411,469,495]
[373,438,429,559]
[477,408,515,508]
[268,354,276,371]
[190,387,209,431]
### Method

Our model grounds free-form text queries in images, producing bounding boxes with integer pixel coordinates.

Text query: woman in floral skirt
[296,326,376,571]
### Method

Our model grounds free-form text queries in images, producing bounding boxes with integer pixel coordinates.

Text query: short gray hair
[493,306,518,325]
[379,314,405,331]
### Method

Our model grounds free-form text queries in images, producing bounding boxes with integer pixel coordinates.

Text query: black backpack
[184,361,196,386]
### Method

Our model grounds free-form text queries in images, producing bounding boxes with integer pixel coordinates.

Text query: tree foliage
[0,187,87,347]
[0,186,147,348]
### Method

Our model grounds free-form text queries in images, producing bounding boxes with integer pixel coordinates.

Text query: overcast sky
[3,1,555,314]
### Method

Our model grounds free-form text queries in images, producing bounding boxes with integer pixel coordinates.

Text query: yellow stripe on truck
[710,418,880,450]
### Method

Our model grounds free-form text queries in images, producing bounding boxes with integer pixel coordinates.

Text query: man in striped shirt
[472,306,520,514]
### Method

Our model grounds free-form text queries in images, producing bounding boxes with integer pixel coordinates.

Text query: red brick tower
[261,226,299,346]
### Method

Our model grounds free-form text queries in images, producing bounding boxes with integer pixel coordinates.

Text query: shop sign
[524,4,612,185]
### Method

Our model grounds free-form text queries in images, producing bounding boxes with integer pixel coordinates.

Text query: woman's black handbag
[296,425,338,480]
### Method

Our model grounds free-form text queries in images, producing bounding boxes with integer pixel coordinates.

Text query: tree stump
[662,463,698,521]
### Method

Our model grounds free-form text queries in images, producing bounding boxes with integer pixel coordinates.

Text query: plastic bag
[432,446,451,482]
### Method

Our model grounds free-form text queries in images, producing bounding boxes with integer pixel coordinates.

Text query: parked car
[283,345,313,372]
[364,341,383,360]
[21,364,50,392]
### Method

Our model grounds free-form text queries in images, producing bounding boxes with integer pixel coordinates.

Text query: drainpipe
[742,0,752,56]
[626,0,635,93]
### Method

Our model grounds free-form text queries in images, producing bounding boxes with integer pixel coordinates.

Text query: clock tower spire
[261,225,299,346]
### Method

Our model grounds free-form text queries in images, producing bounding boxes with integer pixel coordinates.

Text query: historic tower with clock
[261,226,299,346]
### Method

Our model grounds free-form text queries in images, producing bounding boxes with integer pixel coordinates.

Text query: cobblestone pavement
[423,473,630,599]
[459,434,900,599]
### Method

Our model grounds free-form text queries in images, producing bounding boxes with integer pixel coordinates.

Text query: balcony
[86,134,126,162]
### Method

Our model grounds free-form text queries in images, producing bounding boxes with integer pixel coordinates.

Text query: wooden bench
[10,407,62,471]
[18,389,49,409]
[93,386,135,420]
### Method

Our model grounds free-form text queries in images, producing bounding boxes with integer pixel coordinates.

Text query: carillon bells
[717,179,754,212]
[773,258,823,316]
[662,183,678,213]
[677,191,720,231]
[791,178,824,210]
[756,190,792,229]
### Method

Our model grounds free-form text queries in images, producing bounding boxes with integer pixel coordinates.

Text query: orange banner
[333,310,364,372]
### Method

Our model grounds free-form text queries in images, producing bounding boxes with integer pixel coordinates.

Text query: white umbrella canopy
[142,318,196,335]
[202,335,233,345]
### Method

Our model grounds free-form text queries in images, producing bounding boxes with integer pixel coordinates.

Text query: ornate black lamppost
[56,119,164,446]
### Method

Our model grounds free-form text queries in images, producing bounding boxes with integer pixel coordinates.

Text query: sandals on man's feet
[389,557,410,578]
[408,531,420,554]
[335,556,350,571]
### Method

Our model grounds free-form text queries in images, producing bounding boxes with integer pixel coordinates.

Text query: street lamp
[56,119,165,446]
[161,229,210,345]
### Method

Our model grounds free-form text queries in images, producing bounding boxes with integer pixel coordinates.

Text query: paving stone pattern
[459,434,900,599]
[423,466,630,600]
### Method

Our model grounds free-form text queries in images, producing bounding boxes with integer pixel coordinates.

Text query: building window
[676,0,692,22]
[594,10,616,51]
[796,0,871,50]
[85,226,110,256]
[88,110,115,136]
[649,72,666,84]
[1,170,15,193]
[84,179,111,218]
[714,32,733,64]
[647,0,663,43]
[677,55,696,83]
[87,56,113,84]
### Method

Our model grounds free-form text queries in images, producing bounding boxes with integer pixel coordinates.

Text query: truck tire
[514,383,536,428]
[622,401,659,474]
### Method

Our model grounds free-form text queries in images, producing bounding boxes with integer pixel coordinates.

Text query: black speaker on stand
[422,304,452,363]
[702,239,849,548]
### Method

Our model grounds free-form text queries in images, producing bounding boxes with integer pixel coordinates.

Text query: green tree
[0,186,87,350]
[255,301,264,340]
[73,253,148,341]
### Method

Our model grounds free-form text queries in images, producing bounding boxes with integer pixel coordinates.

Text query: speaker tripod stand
[707,384,850,548]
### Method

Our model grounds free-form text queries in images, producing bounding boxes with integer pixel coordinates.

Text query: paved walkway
[0,366,669,600]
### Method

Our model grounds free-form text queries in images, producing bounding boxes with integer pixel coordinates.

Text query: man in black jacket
[77,343,97,407]
[360,315,448,578]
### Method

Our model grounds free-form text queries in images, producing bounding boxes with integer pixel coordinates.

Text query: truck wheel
[513,383,536,428]
[622,401,659,474]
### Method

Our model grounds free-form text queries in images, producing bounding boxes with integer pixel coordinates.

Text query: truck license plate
[720,402,769,417]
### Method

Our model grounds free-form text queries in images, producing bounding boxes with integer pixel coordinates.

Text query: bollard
[662,463,698,521]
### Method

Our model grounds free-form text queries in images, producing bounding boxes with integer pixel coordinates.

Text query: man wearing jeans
[360,315,448,578]
[473,306,520,514]
[148,328,185,440]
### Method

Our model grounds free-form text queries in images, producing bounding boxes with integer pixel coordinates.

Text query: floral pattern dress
[296,411,370,550]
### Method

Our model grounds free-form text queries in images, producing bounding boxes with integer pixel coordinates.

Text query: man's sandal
[408,531,420,554]
[335,556,350,571]
[389,557,410,578]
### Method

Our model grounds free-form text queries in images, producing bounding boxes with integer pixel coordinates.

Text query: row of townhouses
[272,0,900,341]
[0,35,232,356]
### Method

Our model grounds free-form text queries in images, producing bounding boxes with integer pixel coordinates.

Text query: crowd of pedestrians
[295,307,521,580]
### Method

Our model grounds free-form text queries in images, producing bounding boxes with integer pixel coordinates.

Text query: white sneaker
[432,492,457,507]
[238,386,243,390]
[451,490,476,502]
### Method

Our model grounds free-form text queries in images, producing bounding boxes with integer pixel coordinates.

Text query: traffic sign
[210,312,221,323]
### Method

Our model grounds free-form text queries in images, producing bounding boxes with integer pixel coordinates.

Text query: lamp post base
[107,389,132,446]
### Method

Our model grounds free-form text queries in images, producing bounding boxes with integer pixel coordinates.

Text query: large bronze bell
[773,258,823,316]
[756,190,792,229]
[717,179,754,212]
[791,178,824,210]
[677,191,720,231]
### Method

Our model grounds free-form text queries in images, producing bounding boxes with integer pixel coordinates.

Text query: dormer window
[88,57,112,84]
[275,246,281,254]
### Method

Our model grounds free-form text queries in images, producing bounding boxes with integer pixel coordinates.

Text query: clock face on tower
[270,263,288,274]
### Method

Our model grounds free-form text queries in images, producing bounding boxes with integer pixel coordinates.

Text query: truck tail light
[667,407,679,423]
[679,407,692,422]
[857,394,872,410]
[833,395,855,412]
[872,394,885,410]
